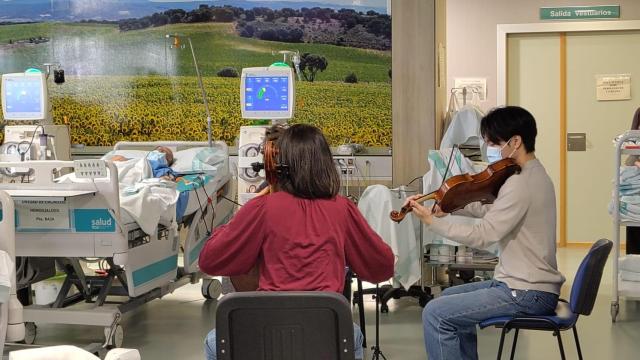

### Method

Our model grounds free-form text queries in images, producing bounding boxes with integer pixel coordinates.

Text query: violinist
[198,124,395,360]
[405,106,566,360]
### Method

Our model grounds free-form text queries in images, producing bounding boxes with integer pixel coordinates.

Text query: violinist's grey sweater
[430,159,566,294]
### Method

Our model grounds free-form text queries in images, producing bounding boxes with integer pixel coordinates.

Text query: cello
[231,137,285,292]
[389,157,521,223]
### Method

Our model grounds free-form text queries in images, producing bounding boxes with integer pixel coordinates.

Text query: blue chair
[479,239,613,360]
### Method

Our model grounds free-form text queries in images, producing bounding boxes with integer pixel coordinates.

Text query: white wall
[446,0,640,111]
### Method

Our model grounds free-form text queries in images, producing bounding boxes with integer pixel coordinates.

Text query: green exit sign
[541,5,620,20]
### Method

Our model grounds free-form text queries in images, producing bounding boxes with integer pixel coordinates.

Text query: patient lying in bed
[105,146,191,230]
[56,147,180,235]
[60,144,228,235]
[109,146,177,180]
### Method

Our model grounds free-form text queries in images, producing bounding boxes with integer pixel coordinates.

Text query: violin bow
[431,144,458,212]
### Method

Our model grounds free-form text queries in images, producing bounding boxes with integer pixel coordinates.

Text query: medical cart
[611,130,640,322]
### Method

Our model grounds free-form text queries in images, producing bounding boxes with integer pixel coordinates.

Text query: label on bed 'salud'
[73,209,116,232]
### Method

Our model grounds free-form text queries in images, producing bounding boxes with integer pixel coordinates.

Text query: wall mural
[0,0,391,147]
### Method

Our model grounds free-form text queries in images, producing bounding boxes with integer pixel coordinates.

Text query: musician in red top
[199,124,395,360]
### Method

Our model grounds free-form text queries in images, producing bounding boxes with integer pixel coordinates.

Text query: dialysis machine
[237,65,295,204]
[0,69,70,344]
[0,69,71,179]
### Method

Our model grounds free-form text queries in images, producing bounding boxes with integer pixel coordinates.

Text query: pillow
[172,142,228,175]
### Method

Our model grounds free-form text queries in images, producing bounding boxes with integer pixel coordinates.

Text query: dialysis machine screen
[241,67,294,119]
[1,72,48,121]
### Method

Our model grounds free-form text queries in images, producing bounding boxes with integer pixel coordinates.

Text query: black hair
[275,124,340,199]
[480,106,537,153]
[265,124,287,143]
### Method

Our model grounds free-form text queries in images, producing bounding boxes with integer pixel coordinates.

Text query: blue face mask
[486,146,502,163]
[147,150,168,170]
[486,137,515,163]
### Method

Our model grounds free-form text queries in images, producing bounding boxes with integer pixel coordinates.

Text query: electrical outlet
[334,156,360,179]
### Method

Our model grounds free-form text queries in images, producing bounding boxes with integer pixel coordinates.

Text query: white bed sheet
[110,146,230,219]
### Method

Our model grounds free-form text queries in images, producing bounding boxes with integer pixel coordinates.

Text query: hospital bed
[0,141,235,347]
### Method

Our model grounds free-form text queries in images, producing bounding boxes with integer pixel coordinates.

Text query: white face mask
[486,137,516,163]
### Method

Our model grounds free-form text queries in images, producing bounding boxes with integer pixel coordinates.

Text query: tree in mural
[299,53,328,82]
[212,7,235,22]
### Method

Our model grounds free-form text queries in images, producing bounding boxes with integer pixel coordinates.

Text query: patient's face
[155,146,174,165]
[110,155,129,162]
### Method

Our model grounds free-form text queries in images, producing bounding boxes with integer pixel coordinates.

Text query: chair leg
[496,327,508,360]
[509,328,519,360]
[573,326,583,360]
[555,330,566,360]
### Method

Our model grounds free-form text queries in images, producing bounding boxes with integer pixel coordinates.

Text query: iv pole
[166,34,213,147]
[272,50,302,81]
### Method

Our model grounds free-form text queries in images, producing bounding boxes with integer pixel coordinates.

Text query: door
[566,30,640,244]
[507,33,562,242]
[507,29,640,246]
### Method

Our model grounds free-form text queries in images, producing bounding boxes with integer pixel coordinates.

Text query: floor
[20,247,640,359]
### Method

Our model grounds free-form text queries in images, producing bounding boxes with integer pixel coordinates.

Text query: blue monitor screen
[4,77,43,115]
[244,76,289,112]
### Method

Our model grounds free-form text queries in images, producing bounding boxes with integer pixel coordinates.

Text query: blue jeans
[204,323,364,360]
[422,279,558,360]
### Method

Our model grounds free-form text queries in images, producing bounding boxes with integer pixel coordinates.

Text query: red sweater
[199,191,394,293]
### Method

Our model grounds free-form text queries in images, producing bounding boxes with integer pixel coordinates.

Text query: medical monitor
[240,66,294,120]
[1,71,49,121]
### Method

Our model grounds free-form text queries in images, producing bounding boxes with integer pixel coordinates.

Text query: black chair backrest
[216,291,356,360]
[569,239,613,315]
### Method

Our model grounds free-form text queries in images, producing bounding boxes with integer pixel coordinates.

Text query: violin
[389,158,521,223]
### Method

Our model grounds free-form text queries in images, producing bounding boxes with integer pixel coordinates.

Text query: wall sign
[596,74,631,101]
[15,199,70,230]
[540,6,620,20]
[453,78,487,103]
